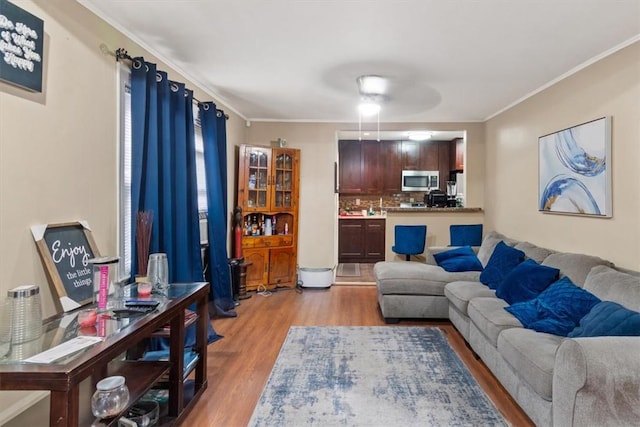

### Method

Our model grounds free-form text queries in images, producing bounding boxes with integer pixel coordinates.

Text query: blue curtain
[130,58,221,345]
[199,102,234,311]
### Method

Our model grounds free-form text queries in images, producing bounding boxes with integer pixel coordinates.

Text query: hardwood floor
[183,285,534,426]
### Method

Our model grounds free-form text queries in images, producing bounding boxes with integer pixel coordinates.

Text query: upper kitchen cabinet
[419,141,439,170]
[437,141,450,191]
[381,140,402,192]
[362,140,382,193]
[401,140,420,170]
[339,139,385,194]
[339,139,446,194]
[450,137,464,171]
[338,140,363,193]
[401,140,440,171]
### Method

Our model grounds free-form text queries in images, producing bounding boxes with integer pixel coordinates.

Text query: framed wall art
[538,116,611,217]
[31,221,101,312]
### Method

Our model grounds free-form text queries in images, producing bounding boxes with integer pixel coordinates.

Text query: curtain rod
[116,48,229,120]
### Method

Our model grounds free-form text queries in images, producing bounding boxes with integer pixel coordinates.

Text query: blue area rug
[249,326,507,426]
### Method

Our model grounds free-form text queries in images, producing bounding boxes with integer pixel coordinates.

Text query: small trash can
[298,267,333,288]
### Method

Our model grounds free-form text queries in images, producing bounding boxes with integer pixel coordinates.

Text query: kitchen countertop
[338,207,482,218]
[338,213,387,219]
[385,207,482,213]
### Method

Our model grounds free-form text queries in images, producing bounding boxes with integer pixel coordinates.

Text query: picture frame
[31,221,101,312]
[538,117,612,217]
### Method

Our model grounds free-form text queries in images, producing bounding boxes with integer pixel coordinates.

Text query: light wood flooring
[182,285,534,427]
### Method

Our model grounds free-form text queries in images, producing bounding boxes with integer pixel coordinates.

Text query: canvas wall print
[539,117,611,217]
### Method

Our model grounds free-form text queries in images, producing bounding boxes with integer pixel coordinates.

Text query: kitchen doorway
[334,263,376,285]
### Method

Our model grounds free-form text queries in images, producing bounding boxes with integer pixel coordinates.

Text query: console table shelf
[0,282,209,427]
[93,360,170,427]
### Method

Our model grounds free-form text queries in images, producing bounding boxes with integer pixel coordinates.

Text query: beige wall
[0,1,245,423]
[247,122,486,268]
[484,42,640,269]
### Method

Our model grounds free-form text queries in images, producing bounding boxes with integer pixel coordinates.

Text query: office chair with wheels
[392,225,427,261]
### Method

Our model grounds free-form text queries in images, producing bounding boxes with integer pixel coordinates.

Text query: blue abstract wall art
[539,117,611,217]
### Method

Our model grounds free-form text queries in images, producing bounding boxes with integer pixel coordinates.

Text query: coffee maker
[446,181,458,207]
[425,189,447,207]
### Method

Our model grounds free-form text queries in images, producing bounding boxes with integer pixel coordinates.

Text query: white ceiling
[78,0,640,123]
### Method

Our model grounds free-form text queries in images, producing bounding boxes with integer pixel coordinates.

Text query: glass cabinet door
[273,150,294,209]
[246,147,271,209]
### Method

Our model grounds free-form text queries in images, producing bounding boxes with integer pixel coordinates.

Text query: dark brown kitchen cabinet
[419,141,439,170]
[437,141,450,191]
[450,138,464,171]
[362,141,382,193]
[338,219,386,263]
[402,140,440,172]
[338,220,365,261]
[338,140,363,193]
[401,140,420,170]
[339,140,384,194]
[381,140,402,192]
[364,220,385,260]
[340,139,445,194]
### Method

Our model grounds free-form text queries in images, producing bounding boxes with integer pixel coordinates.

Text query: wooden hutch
[236,144,300,291]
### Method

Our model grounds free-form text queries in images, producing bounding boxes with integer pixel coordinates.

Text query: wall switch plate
[356,198,360,205]
[410,197,414,203]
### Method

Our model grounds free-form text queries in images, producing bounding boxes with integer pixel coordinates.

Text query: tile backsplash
[339,193,425,212]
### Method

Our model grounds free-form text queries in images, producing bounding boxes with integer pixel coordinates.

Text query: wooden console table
[0,282,209,426]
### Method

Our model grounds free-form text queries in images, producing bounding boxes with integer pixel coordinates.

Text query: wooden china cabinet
[237,144,300,291]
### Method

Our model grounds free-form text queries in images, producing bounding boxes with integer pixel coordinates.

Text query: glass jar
[91,376,130,419]
[7,285,42,344]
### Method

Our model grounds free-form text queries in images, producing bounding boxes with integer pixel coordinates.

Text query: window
[118,65,207,281]
[194,115,207,212]
[118,63,132,282]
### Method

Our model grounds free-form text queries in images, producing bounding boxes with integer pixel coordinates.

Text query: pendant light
[356,75,387,142]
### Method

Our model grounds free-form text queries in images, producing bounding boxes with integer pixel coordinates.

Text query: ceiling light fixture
[408,131,433,141]
[356,75,388,142]
[357,75,387,95]
[358,100,381,116]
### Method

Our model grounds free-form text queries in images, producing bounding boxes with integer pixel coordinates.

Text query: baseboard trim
[0,390,49,425]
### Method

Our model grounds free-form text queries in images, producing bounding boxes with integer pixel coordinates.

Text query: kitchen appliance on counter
[401,170,439,192]
[399,202,426,208]
[446,181,458,207]
[425,190,447,207]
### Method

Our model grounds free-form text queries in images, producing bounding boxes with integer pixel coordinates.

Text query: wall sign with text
[0,0,44,92]
[31,221,101,312]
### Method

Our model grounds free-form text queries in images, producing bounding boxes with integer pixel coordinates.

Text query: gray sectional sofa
[374,231,640,426]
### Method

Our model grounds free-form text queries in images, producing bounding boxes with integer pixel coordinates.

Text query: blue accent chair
[392,225,427,261]
[450,224,483,247]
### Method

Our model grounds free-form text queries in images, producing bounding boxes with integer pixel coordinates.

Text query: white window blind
[118,64,132,281]
[194,115,208,213]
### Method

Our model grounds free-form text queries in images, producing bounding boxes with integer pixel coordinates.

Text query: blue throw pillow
[433,246,483,273]
[479,241,525,289]
[433,246,474,262]
[536,277,601,331]
[505,276,601,336]
[505,299,542,327]
[528,316,578,336]
[568,301,640,337]
[496,259,559,304]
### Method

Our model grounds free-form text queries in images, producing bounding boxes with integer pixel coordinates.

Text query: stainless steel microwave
[401,170,439,192]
